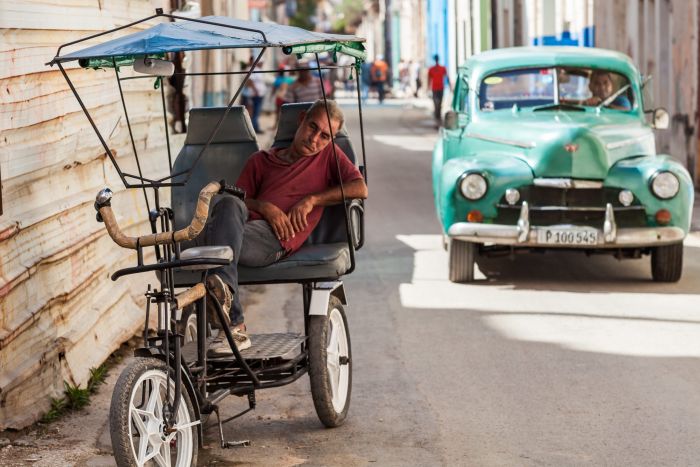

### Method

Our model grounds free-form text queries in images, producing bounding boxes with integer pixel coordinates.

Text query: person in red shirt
[427,54,451,125]
[202,99,368,353]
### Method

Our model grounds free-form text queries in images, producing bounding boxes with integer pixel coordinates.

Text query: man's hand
[259,202,296,242]
[583,96,603,106]
[288,196,316,233]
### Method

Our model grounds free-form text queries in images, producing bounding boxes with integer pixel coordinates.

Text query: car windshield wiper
[532,103,586,112]
[597,83,631,109]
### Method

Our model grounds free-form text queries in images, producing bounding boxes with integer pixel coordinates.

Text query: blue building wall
[426,0,451,70]
[532,26,595,47]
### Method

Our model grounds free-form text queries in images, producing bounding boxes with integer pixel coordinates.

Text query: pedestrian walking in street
[427,54,450,126]
[360,60,372,101]
[287,61,324,103]
[244,60,267,134]
[410,59,422,97]
[370,55,389,103]
[272,66,294,125]
[398,59,410,97]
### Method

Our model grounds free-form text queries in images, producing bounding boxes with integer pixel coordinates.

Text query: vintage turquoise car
[433,46,694,282]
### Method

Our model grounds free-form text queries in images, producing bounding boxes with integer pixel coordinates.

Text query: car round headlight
[505,188,520,205]
[459,173,488,200]
[650,171,680,199]
[618,189,634,206]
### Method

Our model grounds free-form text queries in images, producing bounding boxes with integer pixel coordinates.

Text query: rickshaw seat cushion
[238,243,350,283]
[179,246,233,270]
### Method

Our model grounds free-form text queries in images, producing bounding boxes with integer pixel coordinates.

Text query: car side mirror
[444,110,458,130]
[652,108,669,129]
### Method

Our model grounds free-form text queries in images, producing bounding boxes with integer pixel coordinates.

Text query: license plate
[537,228,599,245]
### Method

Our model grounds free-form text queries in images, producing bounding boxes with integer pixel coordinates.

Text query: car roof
[461,46,639,81]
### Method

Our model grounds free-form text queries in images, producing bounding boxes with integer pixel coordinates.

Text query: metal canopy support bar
[57,63,128,186]
[314,53,356,276]
[114,60,151,213]
[179,47,268,186]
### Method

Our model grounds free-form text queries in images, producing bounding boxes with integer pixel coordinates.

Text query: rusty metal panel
[594,0,698,183]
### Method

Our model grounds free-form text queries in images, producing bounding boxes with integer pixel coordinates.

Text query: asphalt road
[203,100,700,466]
[4,100,699,466]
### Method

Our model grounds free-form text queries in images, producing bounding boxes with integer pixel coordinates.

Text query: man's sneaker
[206,274,232,329]
[208,326,252,356]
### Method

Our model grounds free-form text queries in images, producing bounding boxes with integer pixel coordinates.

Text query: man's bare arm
[245,198,296,242]
[288,178,368,232]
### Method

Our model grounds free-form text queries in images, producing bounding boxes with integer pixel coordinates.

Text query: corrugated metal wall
[0,0,175,429]
[594,0,699,183]
[490,0,698,183]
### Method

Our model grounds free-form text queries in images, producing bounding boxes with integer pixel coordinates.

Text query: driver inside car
[582,70,631,110]
[199,99,368,354]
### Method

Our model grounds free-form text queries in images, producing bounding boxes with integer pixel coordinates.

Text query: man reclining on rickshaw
[198,99,368,353]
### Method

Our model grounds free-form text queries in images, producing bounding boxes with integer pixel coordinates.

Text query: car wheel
[651,242,683,282]
[449,239,476,283]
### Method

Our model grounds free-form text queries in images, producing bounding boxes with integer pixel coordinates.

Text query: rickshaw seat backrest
[171,106,259,238]
[272,102,359,246]
[272,102,357,165]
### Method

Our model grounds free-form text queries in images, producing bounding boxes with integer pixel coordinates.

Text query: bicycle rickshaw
[48,10,368,466]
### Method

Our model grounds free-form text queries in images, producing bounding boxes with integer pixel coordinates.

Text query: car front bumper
[447,202,685,248]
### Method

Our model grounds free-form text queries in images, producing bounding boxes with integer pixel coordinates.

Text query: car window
[479,68,555,110]
[479,67,634,111]
[558,67,633,110]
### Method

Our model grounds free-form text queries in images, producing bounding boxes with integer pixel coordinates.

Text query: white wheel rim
[326,308,350,413]
[128,369,194,467]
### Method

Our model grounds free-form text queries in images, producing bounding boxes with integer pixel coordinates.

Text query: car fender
[437,152,533,229]
[606,155,694,232]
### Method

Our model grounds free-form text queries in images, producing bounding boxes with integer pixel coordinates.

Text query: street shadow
[474,242,700,295]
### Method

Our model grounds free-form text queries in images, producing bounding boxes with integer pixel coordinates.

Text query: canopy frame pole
[354,62,368,186]
[162,12,268,43]
[181,47,268,182]
[57,62,129,187]
[314,53,356,275]
[160,77,174,172]
[49,9,268,65]
[50,13,160,64]
[113,59,151,212]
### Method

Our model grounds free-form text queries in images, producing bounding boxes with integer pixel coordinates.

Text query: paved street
[202,100,700,465]
[3,100,699,466]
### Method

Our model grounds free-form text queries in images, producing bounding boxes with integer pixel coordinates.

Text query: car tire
[308,297,352,428]
[651,242,683,282]
[449,239,476,283]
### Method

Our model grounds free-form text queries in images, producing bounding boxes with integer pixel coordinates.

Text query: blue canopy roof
[51,16,366,65]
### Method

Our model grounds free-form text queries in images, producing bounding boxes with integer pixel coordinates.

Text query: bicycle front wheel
[110,357,199,467]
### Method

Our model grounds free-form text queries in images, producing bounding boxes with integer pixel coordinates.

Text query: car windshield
[478,67,634,111]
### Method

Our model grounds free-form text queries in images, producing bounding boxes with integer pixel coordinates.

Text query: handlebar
[95,180,245,249]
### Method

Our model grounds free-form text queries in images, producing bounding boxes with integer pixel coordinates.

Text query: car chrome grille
[495,185,648,227]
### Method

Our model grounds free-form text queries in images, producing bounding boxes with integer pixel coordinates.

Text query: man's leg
[251,96,263,133]
[433,89,444,122]
[201,196,248,326]
[239,220,286,267]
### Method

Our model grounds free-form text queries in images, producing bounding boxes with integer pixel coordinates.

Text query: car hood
[467,111,656,179]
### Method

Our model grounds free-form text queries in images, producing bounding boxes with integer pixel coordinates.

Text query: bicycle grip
[218,179,246,200]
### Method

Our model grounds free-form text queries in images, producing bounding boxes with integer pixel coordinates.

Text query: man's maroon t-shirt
[236,143,363,253]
